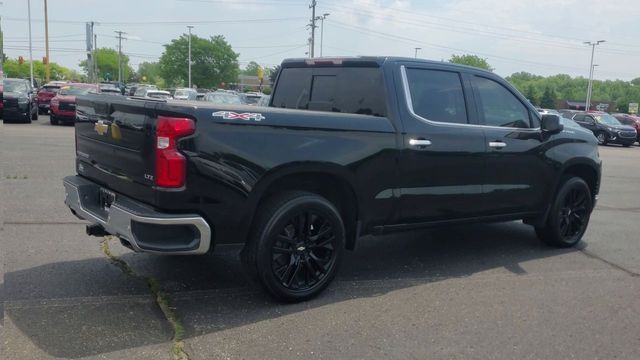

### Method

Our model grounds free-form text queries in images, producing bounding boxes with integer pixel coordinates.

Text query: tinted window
[573,114,585,121]
[473,76,530,128]
[271,67,387,117]
[405,68,468,124]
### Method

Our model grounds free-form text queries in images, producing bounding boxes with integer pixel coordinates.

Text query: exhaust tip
[86,224,108,237]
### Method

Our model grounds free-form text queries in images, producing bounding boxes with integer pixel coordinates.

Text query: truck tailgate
[75,95,158,202]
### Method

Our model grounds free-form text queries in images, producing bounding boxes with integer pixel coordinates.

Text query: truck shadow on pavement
[4,221,581,358]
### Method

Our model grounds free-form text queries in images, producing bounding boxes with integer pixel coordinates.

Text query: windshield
[594,114,622,126]
[4,80,29,93]
[206,93,242,104]
[59,86,96,95]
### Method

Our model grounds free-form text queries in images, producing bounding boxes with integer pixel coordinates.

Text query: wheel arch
[247,163,360,250]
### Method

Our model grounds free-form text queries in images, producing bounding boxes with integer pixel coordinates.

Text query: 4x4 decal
[212,111,265,122]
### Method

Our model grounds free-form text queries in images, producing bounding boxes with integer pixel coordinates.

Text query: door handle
[409,138,432,147]
[488,141,507,149]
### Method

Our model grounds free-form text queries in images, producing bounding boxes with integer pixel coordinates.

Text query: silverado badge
[212,111,265,122]
[94,120,109,136]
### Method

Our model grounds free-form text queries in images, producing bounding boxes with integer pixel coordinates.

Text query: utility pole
[584,40,605,111]
[44,0,50,82]
[0,2,4,75]
[187,25,193,88]
[94,33,98,83]
[27,0,34,87]
[414,47,421,58]
[319,13,329,57]
[115,30,126,83]
[309,0,317,57]
[86,22,94,82]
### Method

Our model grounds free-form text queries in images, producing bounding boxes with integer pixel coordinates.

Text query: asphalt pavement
[1,117,639,359]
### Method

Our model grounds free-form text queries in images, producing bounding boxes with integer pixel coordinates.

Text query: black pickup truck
[64,57,601,301]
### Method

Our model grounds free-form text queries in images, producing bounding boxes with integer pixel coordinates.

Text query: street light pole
[414,47,421,58]
[27,0,34,86]
[584,40,605,111]
[319,13,329,57]
[187,25,193,88]
[44,0,50,82]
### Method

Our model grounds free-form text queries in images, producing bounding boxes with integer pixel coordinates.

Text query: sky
[2,0,639,81]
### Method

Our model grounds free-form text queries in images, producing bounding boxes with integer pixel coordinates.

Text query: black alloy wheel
[243,191,345,302]
[536,177,592,248]
[270,211,337,292]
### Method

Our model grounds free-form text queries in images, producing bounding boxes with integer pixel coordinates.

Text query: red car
[612,113,640,144]
[37,81,68,114]
[50,83,99,125]
[0,82,4,118]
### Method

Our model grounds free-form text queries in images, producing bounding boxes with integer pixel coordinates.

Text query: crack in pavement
[100,237,191,360]
[576,243,640,278]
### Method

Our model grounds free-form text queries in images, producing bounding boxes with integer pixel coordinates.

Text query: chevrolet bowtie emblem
[94,120,109,136]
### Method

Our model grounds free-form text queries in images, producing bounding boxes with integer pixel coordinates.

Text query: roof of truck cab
[281,56,494,74]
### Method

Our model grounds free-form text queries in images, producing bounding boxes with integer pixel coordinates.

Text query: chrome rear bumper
[63,175,211,255]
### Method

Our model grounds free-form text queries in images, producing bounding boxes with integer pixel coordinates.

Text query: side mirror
[541,114,563,134]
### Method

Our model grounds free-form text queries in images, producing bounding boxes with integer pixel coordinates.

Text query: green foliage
[524,84,538,106]
[79,48,133,82]
[540,87,557,109]
[269,65,281,84]
[136,61,163,86]
[241,61,261,76]
[159,34,239,88]
[449,54,493,71]
[3,57,82,83]
[507,72,640,112]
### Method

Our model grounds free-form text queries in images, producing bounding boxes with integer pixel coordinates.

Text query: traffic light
[18,56,25,65]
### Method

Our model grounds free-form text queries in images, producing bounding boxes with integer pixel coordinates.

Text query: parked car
[256,94,271,107]
[37,81,67,114]
[50,83,99,125]
[64,56,601,302]
[611,113,640,144]
[173,88,198,101]
[0,82,3,118]
[571,112,637,146]
[145,90,172,100]
[100,87,123,96]
[133,85,159,97]
[240,92,263,106]
[204,91,243,104]
[2,78,38,123]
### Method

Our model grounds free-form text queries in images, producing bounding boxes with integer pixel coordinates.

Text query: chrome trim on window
[400,65,541,132]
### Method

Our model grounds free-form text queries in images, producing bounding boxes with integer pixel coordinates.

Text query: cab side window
[405,68,468,124]
[472,76,531,128]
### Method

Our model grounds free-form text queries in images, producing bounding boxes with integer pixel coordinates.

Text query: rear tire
[242,191,345,302]
[595,132,607,145]
[50,115,59,125]
[535,177,592,248]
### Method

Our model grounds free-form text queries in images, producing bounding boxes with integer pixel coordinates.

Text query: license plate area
[99,187,116,211]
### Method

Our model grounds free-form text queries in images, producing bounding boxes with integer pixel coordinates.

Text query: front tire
[536,177,593,248]
[242,191,345,302]
[50,115,59,125]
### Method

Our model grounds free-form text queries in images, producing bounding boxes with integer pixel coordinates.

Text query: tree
[540,87,557,109]
[269,65,281,84]
[524,84,538,106]
[241,61,261,76]
[159,34,239,88]
[449,54,493,71]
[3,57,79,82]
[79,48,132,82]
[137,61,162,86]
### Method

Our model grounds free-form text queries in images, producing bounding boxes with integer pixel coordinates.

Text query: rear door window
[405,68,468,124]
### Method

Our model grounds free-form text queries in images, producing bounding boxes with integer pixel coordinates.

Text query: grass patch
[101,237,190,360]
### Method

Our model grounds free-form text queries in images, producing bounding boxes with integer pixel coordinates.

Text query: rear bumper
[63,175,211,255]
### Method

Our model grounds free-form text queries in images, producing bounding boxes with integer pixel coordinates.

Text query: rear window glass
[272,67,387,117]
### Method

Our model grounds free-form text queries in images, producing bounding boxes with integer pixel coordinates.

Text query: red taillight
[155,116,195,188]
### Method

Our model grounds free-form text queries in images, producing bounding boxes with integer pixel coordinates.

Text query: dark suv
[612,113,640,145]
[571,112,637,146]
[2,78,38,123]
